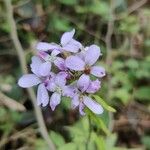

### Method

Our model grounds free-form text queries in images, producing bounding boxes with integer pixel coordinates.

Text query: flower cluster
[18,29,106,115]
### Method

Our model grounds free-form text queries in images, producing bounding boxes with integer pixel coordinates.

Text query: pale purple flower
[65,44,105,78]
[18,56,54,106]
[60,29,82,53]
[36,42,61,52]
[38,50,63,71]
[36,29,82,53]
[18,29,106,115]
[71,74,103,115]
[38,50,69,78]
[47,73,72,111]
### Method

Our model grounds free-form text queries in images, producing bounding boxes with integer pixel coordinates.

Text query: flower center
[46,55,56,62]
[55,86,62,94]
[79,94,84,102]
[84,65,91,74]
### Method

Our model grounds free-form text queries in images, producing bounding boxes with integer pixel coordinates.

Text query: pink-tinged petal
[61,29,75,46]
[65,56,85,71]
[30,56,43,76]
[54,57,67,70]
[50,92,61,111]
[79,102,85,116]
[63,39,82,53]
[85,45,101,66]
[77,74,90,92]
[86,79,101,93]
[18,74,41,88]
[57,71,68,79]
[39,62,51,76]
[37,84,49,107]
[83,96,103,114]
[38,51,49,61]
[91,66,106,77]
[36,42,59,51]
[71,94,79,109]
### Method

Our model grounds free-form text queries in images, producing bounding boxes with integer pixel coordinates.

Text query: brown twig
[4,0,56,150]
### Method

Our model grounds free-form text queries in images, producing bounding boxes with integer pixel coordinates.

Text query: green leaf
[85,108,110,135]
[134,86,150,101]
[58,143,77,150]
[92,95,116,112]
[106,134,117,149]
[114,89,130,104]
[53,17,70,31]
[50,131,65,148]
[58,0,78,5]
[94,135,105,150]
[89,1,109,19]
[142,136,150,149]
[35,138,49,150]
[125,59,139,69]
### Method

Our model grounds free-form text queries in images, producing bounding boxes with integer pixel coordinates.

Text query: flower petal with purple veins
[83,96,103,114]
[79,102,85,116]
[30,56,43,76]
[50,92,61,111]
[61,29,75,46]
[91,66,106,77]
[65,56,85,71]
[36,42,59,51]
[77,74,90,92]
[86,79,101,93]
[85,45,101,66]
[72,94,79,109]
[37,83,49,107]
[54,57,67,71]
[39,62,51,76]
[38,51,49,61]
[18,74,41,88]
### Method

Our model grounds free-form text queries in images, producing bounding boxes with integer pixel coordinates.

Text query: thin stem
[85,115,92,150]
[105,0,115,132]
[4,0,55,149]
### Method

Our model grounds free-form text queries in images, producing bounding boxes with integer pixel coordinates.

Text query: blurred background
[0,0,150,149]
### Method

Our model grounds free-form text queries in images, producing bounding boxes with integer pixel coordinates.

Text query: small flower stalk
[18,29,106,115]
